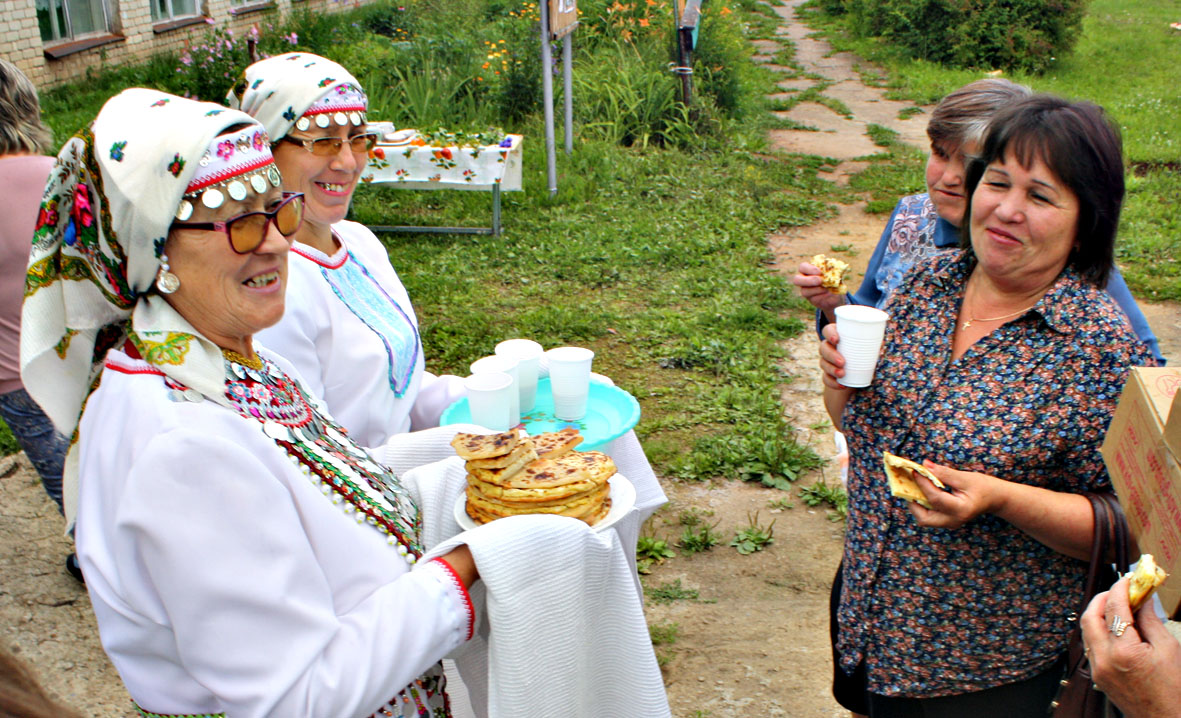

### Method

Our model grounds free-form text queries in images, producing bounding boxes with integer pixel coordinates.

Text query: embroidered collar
[291,234,348,269]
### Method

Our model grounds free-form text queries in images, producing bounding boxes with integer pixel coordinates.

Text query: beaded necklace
[222,354,424,560]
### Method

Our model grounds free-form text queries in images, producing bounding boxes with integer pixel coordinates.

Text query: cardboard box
[1101,367,1181,618]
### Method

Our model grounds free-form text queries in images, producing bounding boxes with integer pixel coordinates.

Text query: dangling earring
[156,252,180,294]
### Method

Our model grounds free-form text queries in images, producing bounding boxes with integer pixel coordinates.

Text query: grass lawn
[800,0,1181,300]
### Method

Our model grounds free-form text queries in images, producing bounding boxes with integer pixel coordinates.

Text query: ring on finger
[1110,614,1132,637]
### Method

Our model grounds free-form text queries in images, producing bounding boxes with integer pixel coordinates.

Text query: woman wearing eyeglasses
[21,89,479,716]
[230,54,463,452]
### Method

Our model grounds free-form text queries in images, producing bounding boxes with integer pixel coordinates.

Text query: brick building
[1,0,363,89]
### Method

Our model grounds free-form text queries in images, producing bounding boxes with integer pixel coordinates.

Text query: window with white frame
[36,0,112,42]
[151,0,198,22]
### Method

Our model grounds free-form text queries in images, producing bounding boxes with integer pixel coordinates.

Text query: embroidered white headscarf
[20,88,273,524]
[227,52,368,141]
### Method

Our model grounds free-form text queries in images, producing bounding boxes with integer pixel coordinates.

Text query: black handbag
[1049,492,1129,717]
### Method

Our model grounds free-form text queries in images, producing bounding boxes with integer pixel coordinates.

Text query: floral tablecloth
[361,130,524,192]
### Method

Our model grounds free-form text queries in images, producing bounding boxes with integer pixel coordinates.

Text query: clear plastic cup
[547,346,595,421]
[464,372,514,431]
[470,354,520,427]
[834,305,888,388]
[495,339,544,413]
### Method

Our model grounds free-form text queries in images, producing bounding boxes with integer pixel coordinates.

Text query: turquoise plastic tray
[440,378,640,451]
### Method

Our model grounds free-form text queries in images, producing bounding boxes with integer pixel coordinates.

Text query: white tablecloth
[361,130,524,191]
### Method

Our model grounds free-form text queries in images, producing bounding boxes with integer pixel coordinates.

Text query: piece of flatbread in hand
[811,254,851,294]
[450,430,520,460]
[882,451,946,509]
[1128,553,1168,612]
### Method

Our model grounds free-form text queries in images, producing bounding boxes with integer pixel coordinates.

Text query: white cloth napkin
[377,423,487,477]
[382,405,669,602]
[403,458,671,718]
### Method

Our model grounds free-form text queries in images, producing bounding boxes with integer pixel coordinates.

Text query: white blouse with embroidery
[257,220,462,449]
[75,347,473,717]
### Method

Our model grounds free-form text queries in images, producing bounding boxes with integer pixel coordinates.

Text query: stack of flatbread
[450,428,616,526]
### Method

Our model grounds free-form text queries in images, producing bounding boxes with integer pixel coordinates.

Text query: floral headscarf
[20,88,272,524]
[227,52,368,141]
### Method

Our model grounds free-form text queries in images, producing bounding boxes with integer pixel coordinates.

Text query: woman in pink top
[0,60,67,518]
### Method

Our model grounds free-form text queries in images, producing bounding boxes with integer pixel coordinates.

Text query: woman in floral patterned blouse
[818,95,1158,716]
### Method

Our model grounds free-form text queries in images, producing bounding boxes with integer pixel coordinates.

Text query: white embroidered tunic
[258,220,459,448]
[75,347,473,718]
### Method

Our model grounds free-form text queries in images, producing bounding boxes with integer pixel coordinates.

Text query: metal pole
[562,33,573,155]
[678,30,693,107]
[540,2,558,197]
[492,184,502,236]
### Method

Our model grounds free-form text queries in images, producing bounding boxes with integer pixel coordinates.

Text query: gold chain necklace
[960,305,1037,330]
[222,348,263,371]
[960,275,1041,330]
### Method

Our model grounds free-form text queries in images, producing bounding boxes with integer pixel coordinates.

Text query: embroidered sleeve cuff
[425,557,475,641]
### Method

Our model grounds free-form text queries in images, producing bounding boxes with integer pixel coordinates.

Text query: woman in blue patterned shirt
[818,95,1158,716]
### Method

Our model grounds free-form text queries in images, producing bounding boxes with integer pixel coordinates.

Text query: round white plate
[454,474,635,533]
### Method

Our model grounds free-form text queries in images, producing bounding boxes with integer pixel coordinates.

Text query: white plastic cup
[464,372,514,431]
[495,339,544,413]
[470,355,520,427]
[547,346,595,421]
[834,305,888,388]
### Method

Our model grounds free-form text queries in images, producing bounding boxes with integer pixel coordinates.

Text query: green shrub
[575,43,695,149]
[823,0,1086,73]
[693,4,758,118]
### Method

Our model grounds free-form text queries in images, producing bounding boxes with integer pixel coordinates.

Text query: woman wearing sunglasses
[20,89,479,716]
[231,54,463,452]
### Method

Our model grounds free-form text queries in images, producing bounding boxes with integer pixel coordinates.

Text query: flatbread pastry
[811,254,850,294]
[466,482,609,514]
[466,449,538,485]
[550,450,617,485]
[1128,553,1168,612]
[466,441,538,470]
[882,451,946,509]
[450,430,520,460]
[466,472,602,503]
[531,428,583,460]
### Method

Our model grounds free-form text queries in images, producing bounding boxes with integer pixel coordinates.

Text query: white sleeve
[410,371,467,431]
[120,431,471,718]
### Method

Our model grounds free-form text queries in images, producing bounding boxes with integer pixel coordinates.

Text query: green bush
[693,4,759,118]
[823,0,1086,73]
[575,43,696,149]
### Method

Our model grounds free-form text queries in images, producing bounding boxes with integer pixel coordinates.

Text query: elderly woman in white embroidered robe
[20,89,479,718]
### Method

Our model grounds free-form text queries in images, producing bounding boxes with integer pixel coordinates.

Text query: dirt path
[1,2,1178,717]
